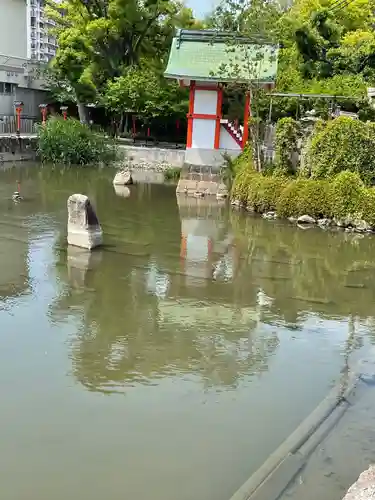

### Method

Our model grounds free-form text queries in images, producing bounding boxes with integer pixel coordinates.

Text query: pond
[1,163,375,500]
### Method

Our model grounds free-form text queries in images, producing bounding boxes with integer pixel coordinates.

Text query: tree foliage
[278,0,375,96]
[308,117,375,184]
[101,66,188,119]
[46,0,375,129]
[46,0,198,122]
[209,0,375,125]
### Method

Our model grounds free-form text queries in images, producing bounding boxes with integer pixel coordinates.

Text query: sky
[187,0,217,18]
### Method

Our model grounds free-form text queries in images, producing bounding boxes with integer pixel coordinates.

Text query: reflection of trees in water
[51,246,279,393]
[230,212,375,326]
[46,178,375,394]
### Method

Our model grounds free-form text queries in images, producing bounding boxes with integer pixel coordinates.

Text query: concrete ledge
[184,147,240,168]
[119,145,185,168]
[229,354,375,500]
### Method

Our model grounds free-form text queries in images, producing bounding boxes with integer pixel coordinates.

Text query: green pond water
[1,163,375,500]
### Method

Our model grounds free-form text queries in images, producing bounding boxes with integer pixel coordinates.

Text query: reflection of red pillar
[232,239,241,278]
[180,234,187,276]
[242,92,250,148]
[207,238,213,255]
[207,238,214,278]
[180,235,187,259]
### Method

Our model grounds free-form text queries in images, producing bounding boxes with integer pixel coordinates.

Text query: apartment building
[0,0,28,59]
[27,0,58,63]
[0,0,48,122]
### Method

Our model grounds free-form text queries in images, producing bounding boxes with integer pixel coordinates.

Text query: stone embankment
[231,201,375,234]
[176,165,228,199]
[0,136,37,163]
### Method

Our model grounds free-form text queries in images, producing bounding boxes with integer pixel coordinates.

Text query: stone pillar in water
[343,466,375,500]
[67,194,103,250]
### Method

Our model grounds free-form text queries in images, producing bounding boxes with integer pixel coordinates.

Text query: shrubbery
[256,177,288,213]
[164,167,181,181]
[232,165,375,226]
[231,115,375,227]
[330,171,364,219]
[362,188,375,227]
[297,180,332,219]
[276,179,308,218]
[37,118,117,165]
[274,117,300,176]
[308,117,375,184]
[231,161,257,204]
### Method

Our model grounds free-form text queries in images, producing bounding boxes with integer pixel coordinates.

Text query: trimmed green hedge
[330,171,364,219]
[277,179,308,218]
[232,168,375,226]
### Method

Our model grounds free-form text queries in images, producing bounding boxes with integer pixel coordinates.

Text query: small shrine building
[165,30,279,167]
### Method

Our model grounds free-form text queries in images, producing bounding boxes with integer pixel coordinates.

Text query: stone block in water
[67,194,103,250]
[113,169,133,186]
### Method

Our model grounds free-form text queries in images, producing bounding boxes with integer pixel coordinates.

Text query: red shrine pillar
[186,81,195,148]
[242,92,251,148]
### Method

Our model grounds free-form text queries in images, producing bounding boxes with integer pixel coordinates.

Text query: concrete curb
[229,356,375,500]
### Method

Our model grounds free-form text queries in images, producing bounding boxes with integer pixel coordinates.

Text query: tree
[101,66,188,133]
[46,0,192,122]
[207,0,283,37]
[278,0,375,95]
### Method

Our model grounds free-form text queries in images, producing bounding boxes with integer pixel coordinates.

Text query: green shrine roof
[164,30,279,83]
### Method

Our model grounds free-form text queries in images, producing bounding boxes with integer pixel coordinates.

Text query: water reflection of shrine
[51,197,278,393]
[177,196,236,285]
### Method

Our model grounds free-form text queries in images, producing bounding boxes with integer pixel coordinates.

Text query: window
[0,83,13,94]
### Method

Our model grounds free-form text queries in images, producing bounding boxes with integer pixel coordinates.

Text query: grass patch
[164,167,181,182]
